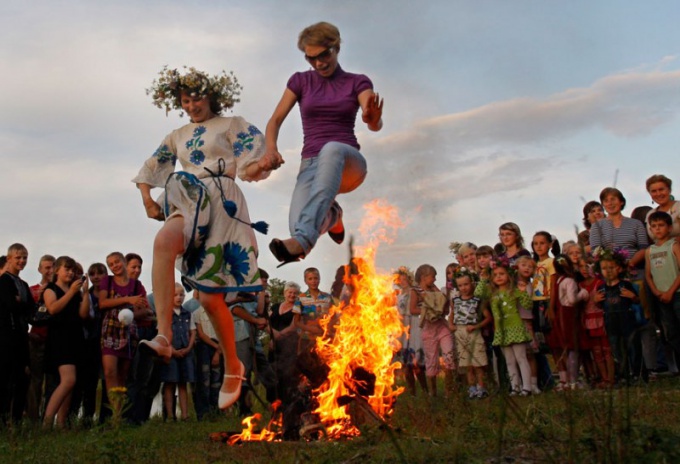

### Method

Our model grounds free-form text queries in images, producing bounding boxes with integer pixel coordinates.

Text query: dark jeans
[127,325,161,424]
[194,341,222,420]
[0,335,29,427]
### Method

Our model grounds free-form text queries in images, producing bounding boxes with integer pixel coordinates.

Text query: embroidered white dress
[132,116,269,294]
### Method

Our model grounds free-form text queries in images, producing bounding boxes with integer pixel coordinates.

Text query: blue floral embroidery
[184,225,210,277]
[190,150,205,165]
[233,126,261,157]
[185,125,207,165]
[153,144,177,164]
[222,242,250,285]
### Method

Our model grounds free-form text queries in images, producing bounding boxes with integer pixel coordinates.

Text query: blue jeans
[289,142,367,253]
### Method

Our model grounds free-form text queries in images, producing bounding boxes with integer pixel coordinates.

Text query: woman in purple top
[263,21,384,265]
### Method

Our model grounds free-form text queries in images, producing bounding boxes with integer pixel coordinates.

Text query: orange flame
[230,199,406,442]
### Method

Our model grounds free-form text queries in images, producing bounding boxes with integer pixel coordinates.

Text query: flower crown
[449,241,462,256]
[453,266,476,281]
[592,246,629,264]
[393,266,414,286]
[147,66,242,116]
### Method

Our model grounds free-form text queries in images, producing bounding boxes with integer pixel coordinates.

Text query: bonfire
[225,199,407,443]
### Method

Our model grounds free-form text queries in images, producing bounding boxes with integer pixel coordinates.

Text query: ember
[228,199,407,443]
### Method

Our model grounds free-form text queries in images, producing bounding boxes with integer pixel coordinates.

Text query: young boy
[645,211,680,363]
[448,269,491,399]
[594,250,639,381]
[0,243,33,425]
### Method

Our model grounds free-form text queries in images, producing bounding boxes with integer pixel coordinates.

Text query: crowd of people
[395,173,680,400]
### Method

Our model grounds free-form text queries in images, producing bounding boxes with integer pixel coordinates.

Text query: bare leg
[140,217,184,360]
[163,383,175,421]
[152,217,185,343]
[102,355,120,390]
[199,292,243,407]
[43,364,76,428]
[178,383,188,420]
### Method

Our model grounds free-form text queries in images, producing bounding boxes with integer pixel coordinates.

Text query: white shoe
[531,386,542,395]
[218,361,246,410]
[138,335,172,363]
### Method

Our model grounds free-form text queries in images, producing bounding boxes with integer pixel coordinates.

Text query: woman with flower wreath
[132,66,279,410]
[263,21,384,265]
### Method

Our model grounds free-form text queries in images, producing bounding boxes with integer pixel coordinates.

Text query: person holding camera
[42,256,90,428]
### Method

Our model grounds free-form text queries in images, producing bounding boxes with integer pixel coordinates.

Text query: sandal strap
[224,374,246,380]
[155,334,170,345]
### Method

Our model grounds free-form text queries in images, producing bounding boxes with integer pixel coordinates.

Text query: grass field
[3,376,680,464]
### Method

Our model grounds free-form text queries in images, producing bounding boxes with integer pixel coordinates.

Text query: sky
[1,0,679,292]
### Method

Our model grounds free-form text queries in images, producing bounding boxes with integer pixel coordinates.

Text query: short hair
[458,242,478,256]
[284,281,301,293]
[88,262,107,275]
[515,255,536,270]
[259,268,269,280]
[297,21,341,51]
[125,253,143,264]
[646,174,672,192]
[39,254,56,266]
[7,243,27,255]
[0,256,7,269]
[475,245,495,257]
[304,267,320,277]
[599,187,626,210]
[582,201,603,228]
[106,251,126,263]
[648,211,673,226]
[414,264,436,284]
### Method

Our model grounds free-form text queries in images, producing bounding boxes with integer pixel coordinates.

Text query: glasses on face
[305,48,334,64]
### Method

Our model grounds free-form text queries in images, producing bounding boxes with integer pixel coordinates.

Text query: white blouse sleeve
[229,116,270,183]
[131,133,178,188]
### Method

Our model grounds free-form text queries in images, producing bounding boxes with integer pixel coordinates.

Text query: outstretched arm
[358,90,383,132]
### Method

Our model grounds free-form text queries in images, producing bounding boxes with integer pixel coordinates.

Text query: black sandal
[269,239,304,267]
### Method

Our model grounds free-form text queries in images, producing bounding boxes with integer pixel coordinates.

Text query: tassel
[251,221,269,235]
[222,200,237,217]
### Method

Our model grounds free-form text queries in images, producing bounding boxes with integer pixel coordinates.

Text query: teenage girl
[42,256,89,427]
[99,252,148,391]
[489,260,533,395]
[498,223,531,266]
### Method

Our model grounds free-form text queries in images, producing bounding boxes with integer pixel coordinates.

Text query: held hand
[660,290,673,304]
[211,351,220,367]
[466,325,476,333]
[70,278,84,293]
[258,150,285,171]
[362,93,383,128]
[143,198,165,222]
[594,290,606,303]
[128,295,144,307]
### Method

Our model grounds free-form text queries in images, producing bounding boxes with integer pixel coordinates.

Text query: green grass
[4,377,680,463]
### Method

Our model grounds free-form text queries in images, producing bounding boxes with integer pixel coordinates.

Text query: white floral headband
[147,66,242,116]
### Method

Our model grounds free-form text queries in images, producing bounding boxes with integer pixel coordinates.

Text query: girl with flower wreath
[488,258,533,395]
[133,66,279,410]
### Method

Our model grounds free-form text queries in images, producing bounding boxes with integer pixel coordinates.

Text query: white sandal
[218,361,246,410]
[139,334,172,363]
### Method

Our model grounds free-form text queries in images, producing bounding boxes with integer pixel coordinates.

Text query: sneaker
[468,385,478,399]
[519,390,531,397]
[476,387,489,399]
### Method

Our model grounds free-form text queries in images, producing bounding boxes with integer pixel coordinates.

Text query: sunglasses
[305,48,334,64]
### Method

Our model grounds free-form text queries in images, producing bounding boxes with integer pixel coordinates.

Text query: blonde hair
[297,22,341,51]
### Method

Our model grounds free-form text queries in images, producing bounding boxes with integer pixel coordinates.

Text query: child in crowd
[457,242,479,273]
[515,255,541,394]
[160,283,196,421]
[489,259,533,395]
[645,211,680,364]
[476,245,495,281]
[474,245,499,385]
[448,268,491,399]
[410,264,456,396]
[594,248,640,382]
[548,256,590,390]
[579,259,615,387]
[394,267,427,396]
[99,252,148,392]
[42,256,90,428]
